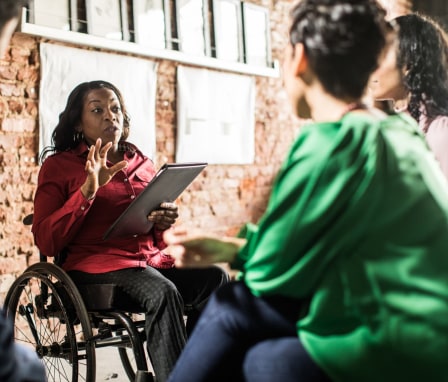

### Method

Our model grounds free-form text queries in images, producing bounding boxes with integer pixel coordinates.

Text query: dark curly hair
[289,0,388,99]
[395,14,448,121]
[40,80,131,163]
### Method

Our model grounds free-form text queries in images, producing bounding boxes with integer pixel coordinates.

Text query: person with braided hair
[163,1,448,381]
[370,13,448,179]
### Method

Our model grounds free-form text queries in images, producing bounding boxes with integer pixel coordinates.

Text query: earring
[74,131,84,142]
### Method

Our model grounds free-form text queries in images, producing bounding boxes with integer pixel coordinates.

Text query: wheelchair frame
[4,215,154,382]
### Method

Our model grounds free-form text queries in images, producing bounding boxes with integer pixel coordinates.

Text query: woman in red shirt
[32,80,228,382]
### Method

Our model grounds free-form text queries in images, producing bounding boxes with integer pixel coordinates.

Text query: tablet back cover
[103,162,207,240]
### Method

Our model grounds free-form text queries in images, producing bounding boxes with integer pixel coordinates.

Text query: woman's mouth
[104,125,120,133]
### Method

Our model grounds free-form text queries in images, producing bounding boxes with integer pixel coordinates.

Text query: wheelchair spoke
[5,266,95,382]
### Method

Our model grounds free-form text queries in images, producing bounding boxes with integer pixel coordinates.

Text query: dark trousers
[167,281,331,382]
[69,266,229,382]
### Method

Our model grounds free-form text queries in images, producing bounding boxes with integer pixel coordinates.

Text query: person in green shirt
[164,0,448,381]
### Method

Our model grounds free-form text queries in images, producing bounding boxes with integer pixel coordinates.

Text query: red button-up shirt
[32,142,174,273]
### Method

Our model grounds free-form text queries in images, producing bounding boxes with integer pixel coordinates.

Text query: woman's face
[369,40,407,102]
[79,88,124,147]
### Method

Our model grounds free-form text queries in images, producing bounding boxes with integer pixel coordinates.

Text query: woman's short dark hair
[40,80,131,162]
[395,13,448,121]
[289,0,388,100]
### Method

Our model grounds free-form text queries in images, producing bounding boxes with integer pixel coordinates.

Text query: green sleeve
[238,119,383,298]
[230,222,258,270]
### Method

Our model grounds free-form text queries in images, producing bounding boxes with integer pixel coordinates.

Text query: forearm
[214,236,246,264]
[33,188,92,256]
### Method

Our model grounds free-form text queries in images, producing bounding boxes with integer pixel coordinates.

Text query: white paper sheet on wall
[176,66,255,164]
[39,43,157,160]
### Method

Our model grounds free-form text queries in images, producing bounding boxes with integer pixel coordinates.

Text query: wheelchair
[4,214,154,382]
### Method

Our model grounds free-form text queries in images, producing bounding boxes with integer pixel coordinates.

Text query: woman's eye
[112,106,121,113]
[92,108,102,113]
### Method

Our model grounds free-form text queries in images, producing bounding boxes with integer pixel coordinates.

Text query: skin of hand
[163,226,246,268]
[148,202,179,231]
[80,138,128,200]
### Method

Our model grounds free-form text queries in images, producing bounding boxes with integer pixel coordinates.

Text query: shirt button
[124,178,128,182]
[130,195,135,199]
[81,206,85,211]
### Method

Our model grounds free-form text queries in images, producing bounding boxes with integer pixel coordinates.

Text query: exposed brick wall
[0,33,40,297]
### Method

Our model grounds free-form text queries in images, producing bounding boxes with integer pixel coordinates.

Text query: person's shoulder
[343,109,416,127]
[361,111,419,137]
[40,150,80,172]
[427,115,448,130]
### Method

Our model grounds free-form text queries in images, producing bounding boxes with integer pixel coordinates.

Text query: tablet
[103,162,207,240]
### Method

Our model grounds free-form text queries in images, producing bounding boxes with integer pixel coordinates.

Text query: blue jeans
[167,281,331,382]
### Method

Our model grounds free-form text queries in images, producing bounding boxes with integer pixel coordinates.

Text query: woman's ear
[292,44,312,119]
[292,43,308,76]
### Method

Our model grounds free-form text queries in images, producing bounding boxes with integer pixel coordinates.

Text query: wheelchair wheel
[112,313,152,381]
[118,344,152,381]
[4,263,96,382]
[119,346,138,381]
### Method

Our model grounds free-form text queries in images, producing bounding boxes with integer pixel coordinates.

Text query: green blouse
[235,112,448,381]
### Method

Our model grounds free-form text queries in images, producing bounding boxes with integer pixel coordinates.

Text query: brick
[0,83,22,97]
[1,118,35,132]
[0,64,17,80]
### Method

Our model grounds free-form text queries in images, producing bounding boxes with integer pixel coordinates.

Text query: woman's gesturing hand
[163,226,245,268]
[80,138,128,200]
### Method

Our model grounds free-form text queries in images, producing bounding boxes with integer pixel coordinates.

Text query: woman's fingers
[148,203,179,230]
[98,140,112,159]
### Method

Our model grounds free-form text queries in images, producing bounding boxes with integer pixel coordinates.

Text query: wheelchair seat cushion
[76,283,142,313]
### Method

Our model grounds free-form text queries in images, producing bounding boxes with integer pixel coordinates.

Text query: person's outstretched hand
[163,226,245,268]
[80,138,128,200]
[149,202,179,231]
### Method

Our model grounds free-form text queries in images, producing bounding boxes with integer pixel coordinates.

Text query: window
[86,0,129,41]
[27,0,71,30]
[174,0,210,56]
[241,2,272,67]
[133,0,170,49]
[20,0,278,77]
[211,0,243,63]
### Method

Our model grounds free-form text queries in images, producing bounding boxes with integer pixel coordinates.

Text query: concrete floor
[96,346,154,382]
[96,346,129,381]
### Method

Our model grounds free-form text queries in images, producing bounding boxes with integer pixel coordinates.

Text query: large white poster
[176,66,255,164]
[39,43,157,159]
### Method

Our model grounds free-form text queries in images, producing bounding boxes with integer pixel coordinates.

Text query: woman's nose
[105,109,116,121]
